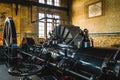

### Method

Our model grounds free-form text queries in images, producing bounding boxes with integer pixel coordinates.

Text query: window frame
[39,0,45,4]
[38,12,60,38]
[39,0,60,6]
[38,13,45,38]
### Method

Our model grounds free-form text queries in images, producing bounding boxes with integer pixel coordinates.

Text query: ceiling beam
[0,0,68,11]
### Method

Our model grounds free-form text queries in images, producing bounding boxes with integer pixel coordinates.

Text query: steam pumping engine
[1,17,120,80]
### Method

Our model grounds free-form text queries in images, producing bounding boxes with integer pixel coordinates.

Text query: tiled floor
[0,64,41,80]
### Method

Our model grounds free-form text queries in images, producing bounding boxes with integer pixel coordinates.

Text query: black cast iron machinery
[3,17,42,80]
[2,17,120,80]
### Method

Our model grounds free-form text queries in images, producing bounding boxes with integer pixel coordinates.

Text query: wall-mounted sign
[88,1,102,18]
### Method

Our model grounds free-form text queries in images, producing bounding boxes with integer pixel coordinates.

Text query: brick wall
[90,34,120,48]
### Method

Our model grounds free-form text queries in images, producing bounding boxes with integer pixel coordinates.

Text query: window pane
[39,0,45,3]
[54,0,59,6]
[39,13,45,21]
[47,14,52,22]
[39,20,44,38]
[38,13,45,38]
[47,23,52,37]
[47,0,52,5]
[39,0,60,6]
[54,15,60,23]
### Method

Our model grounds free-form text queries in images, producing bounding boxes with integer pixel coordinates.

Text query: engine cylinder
[74,48,117,75]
